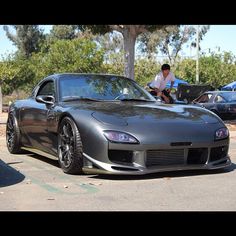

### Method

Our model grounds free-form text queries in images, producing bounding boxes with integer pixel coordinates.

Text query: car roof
[53,73,129,79]
[205,91,236,94]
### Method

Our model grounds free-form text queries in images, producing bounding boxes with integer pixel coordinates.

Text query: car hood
[67,101,224,144]
[89,102,221,126]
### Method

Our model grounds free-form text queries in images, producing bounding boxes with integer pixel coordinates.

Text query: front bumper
[82,141,232,175]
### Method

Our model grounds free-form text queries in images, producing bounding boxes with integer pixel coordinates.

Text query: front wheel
[58,117,84,174]
[6,113,22,154]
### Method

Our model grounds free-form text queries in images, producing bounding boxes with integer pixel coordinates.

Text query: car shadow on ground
[90,163,236,181]
[0,159,25,187]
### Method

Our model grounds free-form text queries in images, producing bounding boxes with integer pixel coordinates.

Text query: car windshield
[221,92,236,102]
[59,74,156,102]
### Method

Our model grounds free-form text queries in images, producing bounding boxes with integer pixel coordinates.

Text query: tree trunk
[122,28,136,80]
[0,85,2,114]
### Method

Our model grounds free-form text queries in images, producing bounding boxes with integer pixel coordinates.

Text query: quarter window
[37,81,55,96]
[215,95,225,103]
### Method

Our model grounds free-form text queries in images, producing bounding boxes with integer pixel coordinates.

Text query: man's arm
[151,74,161,94]
[170,80,174,90]
[154,87,161,94]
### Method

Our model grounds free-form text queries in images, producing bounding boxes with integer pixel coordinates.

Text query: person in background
[149,63,175,104]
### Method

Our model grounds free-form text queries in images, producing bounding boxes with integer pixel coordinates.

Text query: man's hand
[160,92,170,104]
[166,88,171,94]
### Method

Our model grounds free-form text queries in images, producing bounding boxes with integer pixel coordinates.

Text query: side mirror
[36,95,55,105]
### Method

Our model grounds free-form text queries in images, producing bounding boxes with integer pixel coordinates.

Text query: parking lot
[0,113,236,211]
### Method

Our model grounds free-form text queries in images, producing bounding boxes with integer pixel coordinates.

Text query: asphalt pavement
[0,115,236,211]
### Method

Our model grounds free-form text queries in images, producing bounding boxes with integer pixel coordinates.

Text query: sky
[182,25,236,57]
[1,25,236,58]
[0,25,52,56]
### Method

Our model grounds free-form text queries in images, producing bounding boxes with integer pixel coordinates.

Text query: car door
[213,94,228,114]
[20,79,56,153]
[200,93,215,110]
[193,93,213,108]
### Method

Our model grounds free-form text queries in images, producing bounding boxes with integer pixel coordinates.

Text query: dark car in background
[176,84,215,103]
[192,91,236,119]
[6,73,231,175]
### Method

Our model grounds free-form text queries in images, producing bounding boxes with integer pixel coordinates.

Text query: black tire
[58,117,84,174]
[6,113,22,154]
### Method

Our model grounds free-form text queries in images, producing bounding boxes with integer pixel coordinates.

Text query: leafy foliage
[101,51,125,75]
[138,25,210,65]
[30,38,105,85]
[3,25,45,58]
[78,25,111,35]
[0,55,35,94]
[175,51,236,89]
[2,25,236,104]
[78,25,168,80]
[49,25,78,40]
[134,58,160,86]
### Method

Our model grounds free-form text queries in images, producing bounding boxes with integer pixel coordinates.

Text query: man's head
[161,64,170,77]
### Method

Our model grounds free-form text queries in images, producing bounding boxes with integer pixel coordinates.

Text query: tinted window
[37,81,55,96]
[221,92,236,102]
[58,74,155,101]
[215,95,226,103]
[196,93,212,103]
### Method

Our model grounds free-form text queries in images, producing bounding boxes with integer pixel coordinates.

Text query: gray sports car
[6,73,231,175]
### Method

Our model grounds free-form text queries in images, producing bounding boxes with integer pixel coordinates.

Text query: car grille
[146,149,185,167]
[146,148,209,168]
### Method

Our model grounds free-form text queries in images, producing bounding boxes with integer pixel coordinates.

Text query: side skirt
[21,147,58,161]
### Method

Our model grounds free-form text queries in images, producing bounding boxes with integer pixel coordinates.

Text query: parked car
[176,84,215,103]
[6,73,231,175]
[192,91,236,119]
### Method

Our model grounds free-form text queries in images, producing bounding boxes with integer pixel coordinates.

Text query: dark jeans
[149,88,174,104]
[161,89,174,104]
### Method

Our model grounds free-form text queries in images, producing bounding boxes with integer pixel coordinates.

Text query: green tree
[134,58,160,87]
[175,58,196,83]
[138,25,210,66]
[0,56,22,112]
[78,25,168,80]
[49,25,77,40]
[30,38,105,85]
[101,51,124,75]
[137,25,179,59]
[175,51,236,89]
[0,55,35,95]
[95,32,124,63]
[199,51,236,88]
[3,25,45,58]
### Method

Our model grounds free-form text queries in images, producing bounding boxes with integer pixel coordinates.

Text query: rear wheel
[6,113,22,154]
[58,117,84,174]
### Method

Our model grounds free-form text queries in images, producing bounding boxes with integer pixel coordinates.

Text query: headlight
[103,131,139,144]
[215,128,229,140]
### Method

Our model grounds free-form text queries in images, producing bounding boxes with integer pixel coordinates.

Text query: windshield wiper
[62,96,101,102]
[119,98,151,102]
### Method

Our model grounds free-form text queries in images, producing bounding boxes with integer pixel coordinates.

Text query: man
[149,63,175,104]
